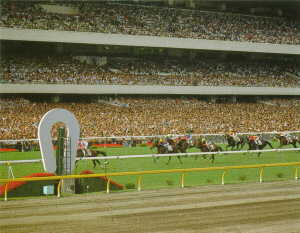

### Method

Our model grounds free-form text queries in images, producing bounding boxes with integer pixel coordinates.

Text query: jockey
[249,135,262,145]
[78,139,91,156]
[185,133,193,144]
[282,132,293,143]
[229,130,240,143]
[200,136,208,146]
[161,137,173,152]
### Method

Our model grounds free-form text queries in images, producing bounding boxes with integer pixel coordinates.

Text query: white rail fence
[1,130,300,143]
[1,147,300,165]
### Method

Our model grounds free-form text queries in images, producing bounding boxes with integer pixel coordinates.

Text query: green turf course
[1,141,300,191]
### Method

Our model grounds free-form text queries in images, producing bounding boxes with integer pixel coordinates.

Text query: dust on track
[1,181,300,233]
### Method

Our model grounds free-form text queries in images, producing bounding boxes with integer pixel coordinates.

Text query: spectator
[0,2,299,45]
[0,96,299,140]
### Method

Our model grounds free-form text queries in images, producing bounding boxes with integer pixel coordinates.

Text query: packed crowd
[1,56,299,87]
[0,97,299,140]
[1,2,299,45]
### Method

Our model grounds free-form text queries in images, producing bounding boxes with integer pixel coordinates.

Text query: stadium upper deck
[1,1,299,45]
[1,55,299,88]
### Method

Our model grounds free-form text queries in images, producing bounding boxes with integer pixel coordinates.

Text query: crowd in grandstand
[1,2,299,44]
[1,56,299,87]
[0,97,299,140]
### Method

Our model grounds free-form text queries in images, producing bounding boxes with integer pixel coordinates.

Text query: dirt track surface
[1,181,300,233]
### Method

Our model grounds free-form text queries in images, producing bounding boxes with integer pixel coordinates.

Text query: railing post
[221,170,227,185]
[106,178,111,194]
[137,176,142,191]
[57,179,63,198]
[259,167,264,183]
[295,168,298,180]
[180,173,185,188]
[4,183,8,201]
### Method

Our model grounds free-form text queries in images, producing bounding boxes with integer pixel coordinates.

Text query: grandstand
[0,0,300,140]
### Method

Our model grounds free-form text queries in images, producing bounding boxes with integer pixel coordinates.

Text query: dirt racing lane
[0,181,300,233]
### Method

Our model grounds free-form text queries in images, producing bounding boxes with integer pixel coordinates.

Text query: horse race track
[1,181,300,233]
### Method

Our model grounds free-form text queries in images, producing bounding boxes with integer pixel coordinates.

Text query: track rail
[1,147,300,165]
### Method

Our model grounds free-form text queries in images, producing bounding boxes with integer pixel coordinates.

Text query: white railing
[1,147,300,165]
[1,130,300,143]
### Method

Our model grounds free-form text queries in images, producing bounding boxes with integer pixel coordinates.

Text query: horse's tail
[265,140,273,149]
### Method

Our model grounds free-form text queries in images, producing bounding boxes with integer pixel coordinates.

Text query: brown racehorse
[76,149,107,168]
[274,134,299,148]
[224,134,246,151]
[150,139,183,165]
[247,136,273,157]
[193,137,223,163]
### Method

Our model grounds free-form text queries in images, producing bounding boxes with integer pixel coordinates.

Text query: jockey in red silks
[249,135,262,145]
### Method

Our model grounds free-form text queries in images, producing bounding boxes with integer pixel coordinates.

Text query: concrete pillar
[56,45,64,54]
[209,96,217,104]
[220,3,226,11]
[250,8,256,14]
[186,0,195,9]
[220,53,227,61]
[231,96,237,103]
[168,0,175,6]
[189,51,196,61]
[96,45,103,53]
[52,95,60,103]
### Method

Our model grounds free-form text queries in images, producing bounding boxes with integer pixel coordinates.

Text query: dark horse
[76,149,107,168]
[193,137,223,163]
[274,134,299,148]
[247,136,273,157]
[224,134,246,151]
[176,138,193,153]
[150,139,183,165]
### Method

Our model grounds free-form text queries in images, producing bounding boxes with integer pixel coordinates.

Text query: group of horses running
[76,133,300,167]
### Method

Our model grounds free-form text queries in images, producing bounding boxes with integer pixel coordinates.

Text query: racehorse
[76,149,107,168]
[193,137,223,163]
[224,134,246,151]
[247,136,273,157]
[176,138,193,153]
[274,134,299,148]
[150,139,183,165]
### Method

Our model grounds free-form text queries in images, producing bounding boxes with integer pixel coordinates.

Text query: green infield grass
[1,141,300,191]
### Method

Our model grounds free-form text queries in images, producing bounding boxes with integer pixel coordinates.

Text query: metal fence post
[106,178,111,194]
[221,170,227,185]
[137,176,142,191]
[4,183,8,201]
[295,168,298,180]
[259,167,264,183]
[57,179,62,198]
[180,173,185,188]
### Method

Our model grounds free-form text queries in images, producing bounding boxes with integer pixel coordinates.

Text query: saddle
[162,143,173,152]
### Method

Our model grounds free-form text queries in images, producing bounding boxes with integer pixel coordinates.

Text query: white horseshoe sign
[38,109,80,173]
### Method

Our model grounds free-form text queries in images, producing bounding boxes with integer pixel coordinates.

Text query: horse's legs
[225,145,229,151]
[95,160,101,167]
[166,156,171,165]
[177,156,183,164]
[211,155,215,163]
